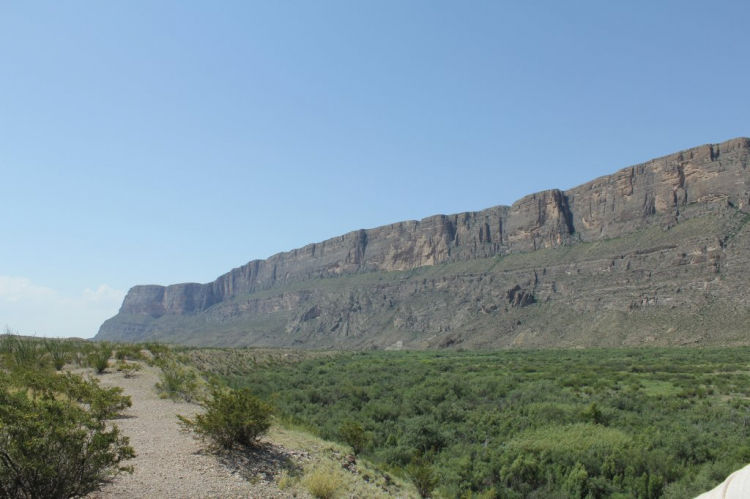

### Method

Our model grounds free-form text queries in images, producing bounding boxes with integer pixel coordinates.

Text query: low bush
[59,372,132,420]
[2,331,47,369]
[155,360,200,402]
[88,348,111,374]
[114,344,144,361]
[73,350,87,368]
[0,329,12,355]
[116,360,141,378]
[143,341,170,361]
[44,338,69,370]
[178,388,272,450]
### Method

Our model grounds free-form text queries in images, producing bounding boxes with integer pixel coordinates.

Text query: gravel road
[86,363,299,499]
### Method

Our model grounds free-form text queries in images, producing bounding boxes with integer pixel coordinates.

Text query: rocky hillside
[97,137,750,349]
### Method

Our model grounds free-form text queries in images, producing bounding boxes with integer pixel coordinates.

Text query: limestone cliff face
[100,138,750,347]
[566,137,750,239]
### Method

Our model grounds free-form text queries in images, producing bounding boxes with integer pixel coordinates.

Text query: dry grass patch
[268,426,419,499]
[304,466,344,498]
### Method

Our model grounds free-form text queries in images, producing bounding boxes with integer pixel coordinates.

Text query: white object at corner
[695,464,750,499]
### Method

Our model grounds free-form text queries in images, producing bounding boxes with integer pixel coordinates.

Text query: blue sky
[1,1,748,338]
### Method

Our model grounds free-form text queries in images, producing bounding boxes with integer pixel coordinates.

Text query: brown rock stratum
[97,138,750,349]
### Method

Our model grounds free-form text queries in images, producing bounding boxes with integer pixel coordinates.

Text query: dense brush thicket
[226,348,750,498]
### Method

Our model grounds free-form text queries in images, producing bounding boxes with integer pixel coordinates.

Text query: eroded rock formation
[98,138,750,348]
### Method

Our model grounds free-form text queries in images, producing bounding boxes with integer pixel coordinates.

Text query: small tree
[178,388,272,450]
[582,402,604,425]
[564,462,589,499]
[406,457,438,498]
[339,420,368,455]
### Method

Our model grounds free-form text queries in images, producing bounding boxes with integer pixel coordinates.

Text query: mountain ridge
[97,137,750,348]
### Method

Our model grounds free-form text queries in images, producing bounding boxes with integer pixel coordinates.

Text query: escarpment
[98,138,750,348]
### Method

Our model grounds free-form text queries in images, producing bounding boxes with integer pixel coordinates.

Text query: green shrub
[6,367,132,422]
[114,344,144,361]
[44,338,69,371]
[582,402,604,425]
[88,348,111,374]
[405,458,438,498]
[0,328,14,355]
[55,372,132,420]
[2,331,47,369]
[144,341,170,360]
[73,350,87,368]
[339,420,368,455]
[156,361,199,402]
[178,388,272,450]
[116,360,141,378]
[0,368,134,498]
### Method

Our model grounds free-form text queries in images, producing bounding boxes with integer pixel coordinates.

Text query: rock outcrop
[97,138,750,349]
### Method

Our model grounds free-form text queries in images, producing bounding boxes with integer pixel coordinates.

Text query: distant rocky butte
[98,138,750,349]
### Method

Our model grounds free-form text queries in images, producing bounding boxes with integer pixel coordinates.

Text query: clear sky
[1,1,748,338]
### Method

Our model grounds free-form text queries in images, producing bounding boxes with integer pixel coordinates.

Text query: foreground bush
[178,388,272,449]
[0,367,134,499]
